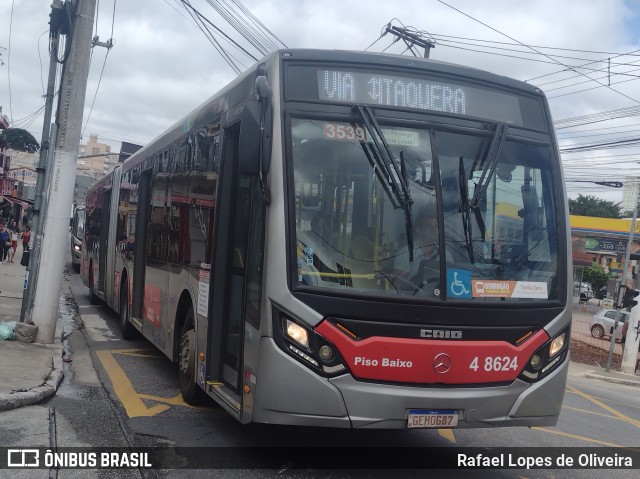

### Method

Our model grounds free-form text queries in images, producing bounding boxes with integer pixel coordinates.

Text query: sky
[1,0,640,203]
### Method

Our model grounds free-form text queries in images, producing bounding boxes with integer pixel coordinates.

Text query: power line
[554,105,640,129]
[435,0,640,105]
[81,0,117,138]
[415,31,640,57]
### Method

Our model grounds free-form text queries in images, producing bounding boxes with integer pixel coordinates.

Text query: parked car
[575,282,593,301]
[590,309,629,340]
[594,285,608,300]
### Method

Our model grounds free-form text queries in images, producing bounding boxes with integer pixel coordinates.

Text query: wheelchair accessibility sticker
[446,269,471,298]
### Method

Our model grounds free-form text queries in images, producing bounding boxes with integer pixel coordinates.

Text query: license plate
[407,409,459,428]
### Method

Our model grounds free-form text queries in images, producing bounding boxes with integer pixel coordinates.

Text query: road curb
[584,373,640,387]
[0,349,64,412]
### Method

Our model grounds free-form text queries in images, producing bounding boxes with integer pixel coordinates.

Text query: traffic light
[622,288,640,310]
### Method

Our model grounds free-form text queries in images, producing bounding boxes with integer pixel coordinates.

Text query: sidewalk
[0,258,64,411]
[0,260,637,412]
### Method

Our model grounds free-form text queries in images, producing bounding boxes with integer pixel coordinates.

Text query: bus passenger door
[98,189,111,295]
[209,122,265,417]
[132,170,151,326]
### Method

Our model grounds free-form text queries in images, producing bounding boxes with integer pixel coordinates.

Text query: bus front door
[208,122,265,420]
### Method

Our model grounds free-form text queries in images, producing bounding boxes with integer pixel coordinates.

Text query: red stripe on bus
[316,321,549,384]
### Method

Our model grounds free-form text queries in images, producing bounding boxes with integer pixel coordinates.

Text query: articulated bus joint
[271,304,348,377]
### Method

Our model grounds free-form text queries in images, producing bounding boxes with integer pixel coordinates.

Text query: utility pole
[20,0,66,326]
[606,182,638,372]
[28,0,96,343]
[621,302,640,373]
[621,181,640,373]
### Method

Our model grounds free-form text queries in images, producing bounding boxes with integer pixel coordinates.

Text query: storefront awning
[1,196,31,209]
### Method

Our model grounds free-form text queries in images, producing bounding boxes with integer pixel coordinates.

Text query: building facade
[620,177,640,214]
[78,133,117,180]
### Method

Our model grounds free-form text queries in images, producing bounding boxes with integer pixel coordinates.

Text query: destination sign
[284,65,547,129]
[319,70,467,114]
[317,69,526,124]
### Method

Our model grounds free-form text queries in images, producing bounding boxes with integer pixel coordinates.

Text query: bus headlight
[519,328,569,382]
[274,308,346,377]
[549,333,565,358]
[285,319,309,348]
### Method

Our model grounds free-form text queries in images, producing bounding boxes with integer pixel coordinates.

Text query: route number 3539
[469,356,518,372]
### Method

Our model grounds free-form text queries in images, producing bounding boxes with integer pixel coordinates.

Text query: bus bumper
[330,357,567,428]
[252,338,568,429]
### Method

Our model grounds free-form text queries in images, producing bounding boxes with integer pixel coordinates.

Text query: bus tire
[88,264,99,305]
[178,307,205,404]
[119,281,137,340]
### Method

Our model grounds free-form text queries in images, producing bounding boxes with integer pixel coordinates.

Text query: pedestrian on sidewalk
[0,223,10,262]
[21,226,31,252]
[8,223,19,263]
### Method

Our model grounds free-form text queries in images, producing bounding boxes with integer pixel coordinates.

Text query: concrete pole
[621,303,640,373]
[20,0,64,324]
[605,188,637,372]
[31,0,96,343]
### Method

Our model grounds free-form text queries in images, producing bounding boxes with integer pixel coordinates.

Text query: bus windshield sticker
[472,280,548,299]
[446,269,472,299]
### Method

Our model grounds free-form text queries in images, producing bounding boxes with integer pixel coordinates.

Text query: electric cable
[436,0,640,104]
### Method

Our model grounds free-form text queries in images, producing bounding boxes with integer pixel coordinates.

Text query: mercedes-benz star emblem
[433,353,452,374]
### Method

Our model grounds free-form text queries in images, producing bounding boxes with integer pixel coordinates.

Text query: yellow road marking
[138,393,199,408]
[102,348,152,354]
[531,427,623,447]
[96,350,170,417]
[437,429,456,443]
[117,352,164,359]
[566,384,640,428]
[565,389,640,411]
[562,405,630,421]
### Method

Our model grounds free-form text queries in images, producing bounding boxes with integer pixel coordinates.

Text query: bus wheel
[88,265,99,305]
[119,282,137,340]
[178,307,204,404]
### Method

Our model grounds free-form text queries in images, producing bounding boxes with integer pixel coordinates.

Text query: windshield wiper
[355,105,414,260]
[458,156,474,263]
[470,122,508,239]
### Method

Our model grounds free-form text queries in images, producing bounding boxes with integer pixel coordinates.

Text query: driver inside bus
[393,204,451,282]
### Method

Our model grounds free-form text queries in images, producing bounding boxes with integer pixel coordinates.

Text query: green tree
[583,262,609,291]
[568,194,622,218]
[0,128,40,153]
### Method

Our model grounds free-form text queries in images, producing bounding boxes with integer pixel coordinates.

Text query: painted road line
[566,384,640,429]
[137,393,212,410]
[438,429,456,443]
[117,351,164,359]
[562,405,632,422]
[96,349,170,417]
[531,427,623,447]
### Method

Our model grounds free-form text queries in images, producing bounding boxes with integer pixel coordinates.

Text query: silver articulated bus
[82,49,570,429]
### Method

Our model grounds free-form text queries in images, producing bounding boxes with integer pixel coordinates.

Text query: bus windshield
[291,117,559,301]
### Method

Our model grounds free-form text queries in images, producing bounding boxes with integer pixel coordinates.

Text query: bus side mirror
[238,76,272,176]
